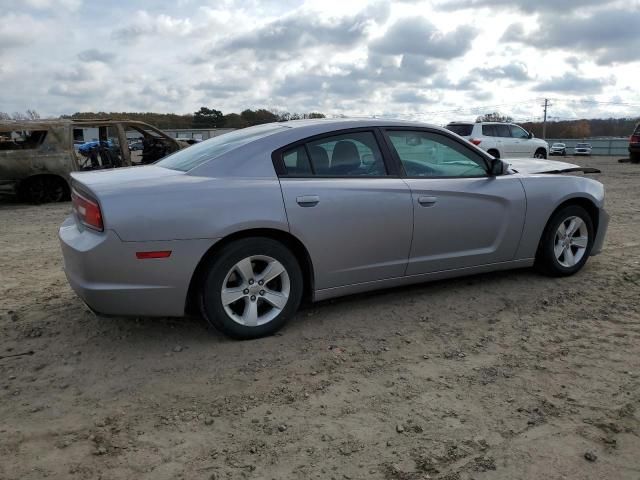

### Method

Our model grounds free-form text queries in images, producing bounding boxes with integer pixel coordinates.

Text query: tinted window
[303,131,386,176]
[510,125,529,139]
[156,123,287,172]
[482,125,497,137]
[494,125,512,138]
[282,145,312,175]
[446,124,473,136]
[388,130,487,178]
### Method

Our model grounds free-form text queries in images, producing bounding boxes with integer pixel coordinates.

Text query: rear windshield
[156,123,288,172]
[634,123,640,135]
[445,124,473,136]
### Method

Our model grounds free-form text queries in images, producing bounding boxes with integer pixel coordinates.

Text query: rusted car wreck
[0,119,187,203]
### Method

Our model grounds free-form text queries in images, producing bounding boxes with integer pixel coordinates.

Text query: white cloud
[0,0,637,121]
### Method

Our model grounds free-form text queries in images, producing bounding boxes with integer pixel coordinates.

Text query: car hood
[506,158,600,175]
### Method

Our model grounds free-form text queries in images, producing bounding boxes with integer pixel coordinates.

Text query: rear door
[275,129,413,290]
[383,128,526,275]
[494,124,516,157]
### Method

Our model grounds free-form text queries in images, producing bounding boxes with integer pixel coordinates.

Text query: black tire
[535,205,594,277]
[487,149,500,159]
[199,237,303,339]
[630,152,640,164]
[534,148,547,159]
[19,176,68,204]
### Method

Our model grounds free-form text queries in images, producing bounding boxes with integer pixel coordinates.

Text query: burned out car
[0,119,187,203]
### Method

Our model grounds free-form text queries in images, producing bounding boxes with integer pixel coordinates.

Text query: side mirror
[489,158,507,176]
[528,132,534,139]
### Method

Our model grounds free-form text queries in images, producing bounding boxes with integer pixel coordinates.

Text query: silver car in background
[59,119,609,339]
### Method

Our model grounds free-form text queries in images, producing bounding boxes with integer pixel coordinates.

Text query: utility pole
[541,98,552,140]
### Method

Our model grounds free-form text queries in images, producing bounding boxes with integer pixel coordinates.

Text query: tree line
[5,108,638,138]
[55,107,325,130]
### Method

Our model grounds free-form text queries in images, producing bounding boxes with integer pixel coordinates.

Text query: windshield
[552,143,565,147]
[445,124,473,136]
[156,123,288,172]
[576,143,590,147]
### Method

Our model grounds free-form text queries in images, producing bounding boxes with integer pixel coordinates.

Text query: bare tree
[26,109,40,120]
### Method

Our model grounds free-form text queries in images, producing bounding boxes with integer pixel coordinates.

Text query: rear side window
[156,123,287,172]
[446,124,473,136]
[482,125,497,137]
[494,125,512,138]
[281,131,386,177]
[282,145,312,176]
[0,130,47,151]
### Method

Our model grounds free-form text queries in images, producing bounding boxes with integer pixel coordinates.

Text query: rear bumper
[591,207,609,256]
[59,216,217,317]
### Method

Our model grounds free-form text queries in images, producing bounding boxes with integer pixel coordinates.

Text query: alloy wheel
[220,255,290,326]
[554,216,589,267]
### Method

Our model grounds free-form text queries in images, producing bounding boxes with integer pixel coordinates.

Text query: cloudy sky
[2,0,639,123]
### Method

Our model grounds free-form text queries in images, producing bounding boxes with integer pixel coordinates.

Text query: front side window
[510,125,529,139]
[282,131,386,177]
[387,130,487,178]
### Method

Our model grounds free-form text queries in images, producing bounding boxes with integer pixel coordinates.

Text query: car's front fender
[515,174,605,260]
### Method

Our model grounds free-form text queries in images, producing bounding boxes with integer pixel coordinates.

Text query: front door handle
[417,195,437,207]
[296,195,320,207]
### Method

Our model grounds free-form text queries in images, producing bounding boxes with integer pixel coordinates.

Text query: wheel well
[18,174,70,199]
[544,197,600,241]
[185,228,315,315]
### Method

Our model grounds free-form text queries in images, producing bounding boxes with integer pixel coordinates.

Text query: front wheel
[536,205,594,277]
[200,238,303,339]
[534,149,547,159]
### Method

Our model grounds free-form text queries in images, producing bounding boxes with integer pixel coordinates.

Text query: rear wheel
[200,238,303,339]
[534,149,547,159]
[19,176,68,204]
[631,152,640,164]
[487,149,500,158]
[536,205,594,277]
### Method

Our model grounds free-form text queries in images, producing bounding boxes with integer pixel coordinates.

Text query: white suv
[446,122,549,159]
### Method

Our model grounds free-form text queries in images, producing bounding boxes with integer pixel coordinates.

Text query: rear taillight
[631,135,640,143]
[470,138,482,146]
[71,188,103,231]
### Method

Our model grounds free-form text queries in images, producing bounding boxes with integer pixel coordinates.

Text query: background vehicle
[574,143,592,156]
[630,122,640,163]
[60,119,608,340]
[0,119,186,203]
[446,121,549,159]
[129,141,144,151]
[549,143,567,156]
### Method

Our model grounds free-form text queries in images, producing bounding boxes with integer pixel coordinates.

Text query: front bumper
[591,207,609,256]
[59,216,217,317]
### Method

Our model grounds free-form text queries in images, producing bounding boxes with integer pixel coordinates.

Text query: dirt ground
[1,156,639,480]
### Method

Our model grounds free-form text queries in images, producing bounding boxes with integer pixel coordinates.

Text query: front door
[383,129,526,275]
[277,130,413,290]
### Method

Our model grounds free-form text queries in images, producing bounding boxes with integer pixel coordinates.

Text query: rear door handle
[418,195,437,207]
[296,195,320,207]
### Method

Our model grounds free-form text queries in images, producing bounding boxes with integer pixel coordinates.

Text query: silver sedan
[59,119,609,339]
